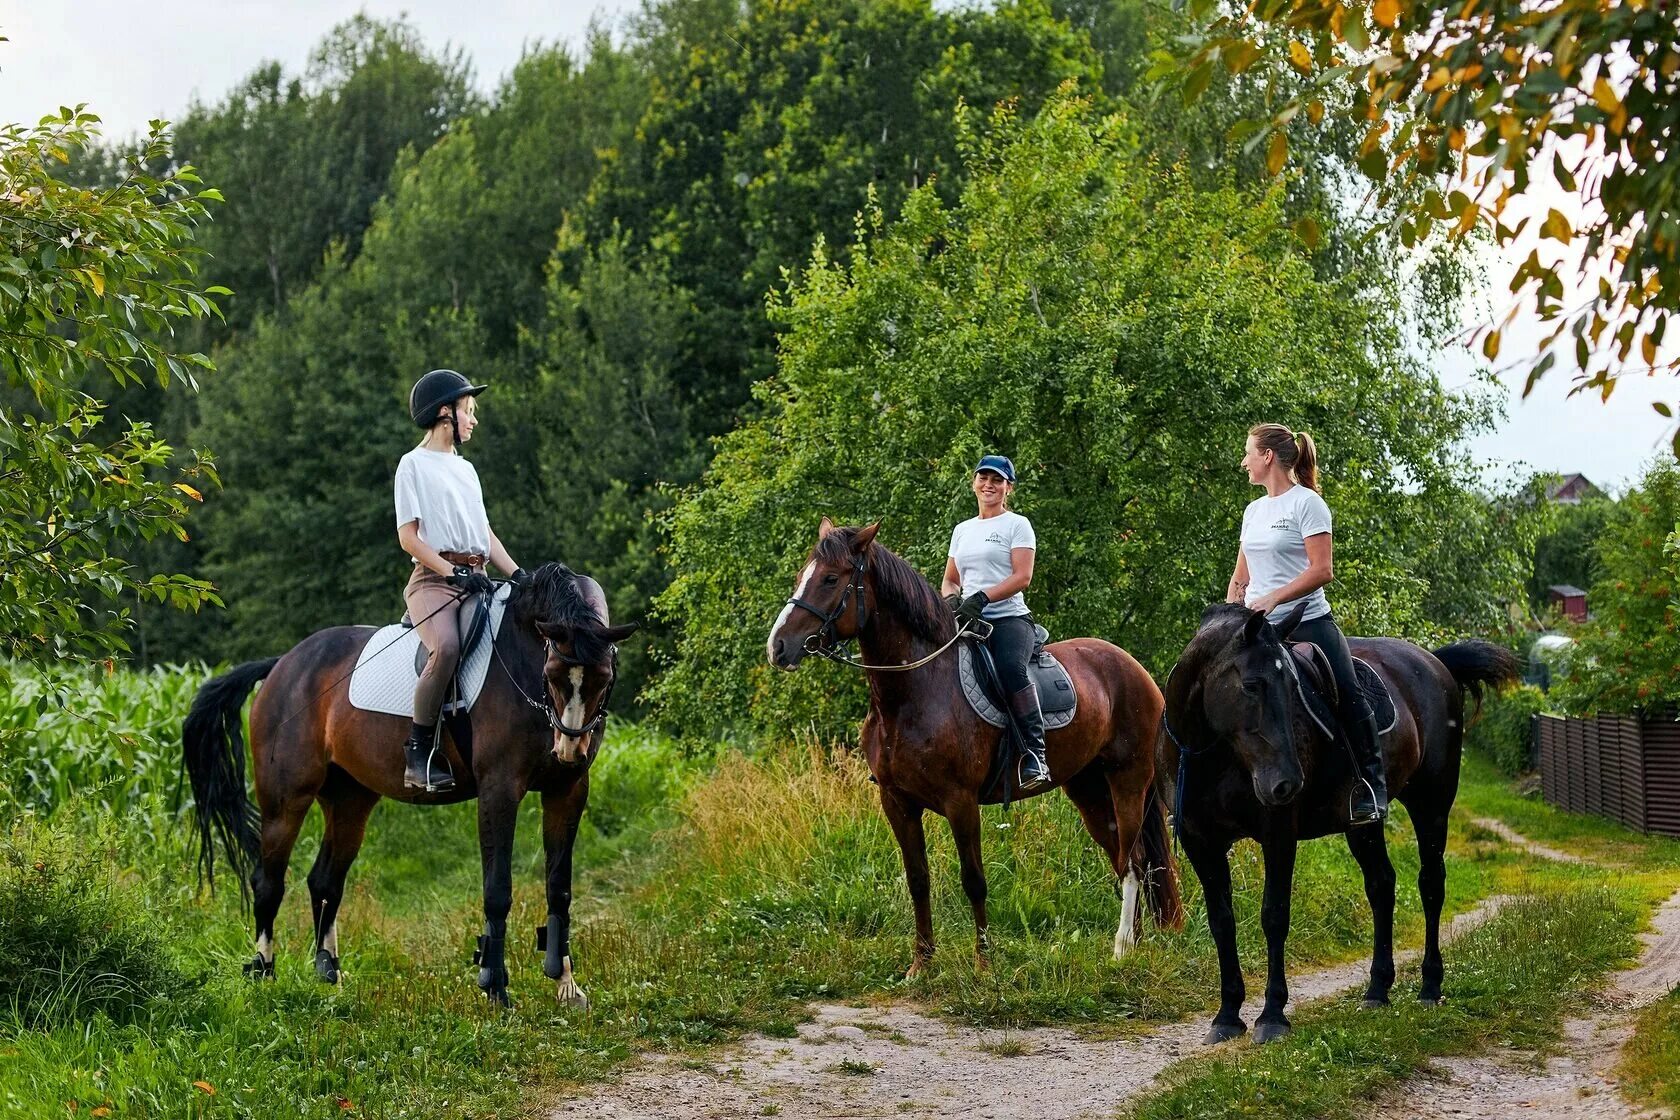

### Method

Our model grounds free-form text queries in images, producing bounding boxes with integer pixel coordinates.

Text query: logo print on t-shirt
[1269,519,1293,532]
[986,533,1010,546]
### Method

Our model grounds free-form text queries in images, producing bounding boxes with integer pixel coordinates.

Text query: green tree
[651,90,1507,744]
[1161,0,1680,418]
[0,111,221,668]
[1551,459,1680,714]
[1531,494,1616,612]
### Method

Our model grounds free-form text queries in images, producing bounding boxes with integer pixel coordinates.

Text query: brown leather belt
[438,549,488,570]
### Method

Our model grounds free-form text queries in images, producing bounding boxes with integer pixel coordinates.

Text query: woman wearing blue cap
[941,454,1051,792]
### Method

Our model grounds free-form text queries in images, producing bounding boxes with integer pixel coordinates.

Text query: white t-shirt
[393,446,490,556]
[1241,485,1333,623]
[948,511,1036,620]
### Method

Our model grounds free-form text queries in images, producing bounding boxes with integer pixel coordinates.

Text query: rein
[784,551,990,672]
[493,630,619,742]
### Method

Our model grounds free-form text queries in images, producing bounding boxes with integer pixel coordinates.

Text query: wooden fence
[1535,713,1680,837]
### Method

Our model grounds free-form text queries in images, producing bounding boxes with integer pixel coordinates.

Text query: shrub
[1464,684,1546,775]
[0,811,196,1029]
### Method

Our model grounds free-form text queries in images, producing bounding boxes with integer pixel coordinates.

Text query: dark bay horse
[767,520,1183,973]
[1158,603,1520,1044]
[180,562,637,1006]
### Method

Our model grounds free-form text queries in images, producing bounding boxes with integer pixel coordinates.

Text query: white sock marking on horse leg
[767,561,817,662]
[1115,870,1140,959]
[256,931,273,964]
[321,921,338,956]
[555,954,588,1008]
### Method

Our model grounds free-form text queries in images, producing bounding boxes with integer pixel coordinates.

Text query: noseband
[785,551,869,657]
[496,635,619,743]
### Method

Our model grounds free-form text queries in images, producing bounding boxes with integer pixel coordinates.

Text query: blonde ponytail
[1249,423,1322,492]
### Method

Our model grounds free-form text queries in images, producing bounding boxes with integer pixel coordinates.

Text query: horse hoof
[1419,994,1442,1007]
[1359,996,1389,1010]
[555,981,589,1009]
[1253,1020,1293,1045]
[1203,1022,1246,1045]
[482,986,511,1008]
[315,950,341,985]
[242,956,275,981]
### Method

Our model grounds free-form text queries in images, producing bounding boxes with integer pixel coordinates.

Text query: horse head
[766,517,880,670]
[1176,601,1311,808]
[513,563,639,763]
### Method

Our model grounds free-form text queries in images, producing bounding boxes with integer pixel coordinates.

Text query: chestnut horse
[1158,603,1520,1044]
[767,520,1182,973]
[180,562,637,1006]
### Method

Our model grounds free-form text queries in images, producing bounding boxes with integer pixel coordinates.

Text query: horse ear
[1242,609,1270,645]
[1274,601,1308,641]
[598,622,640,644]
[851,522,881,552]
[537,620,574,644]
[818,516,836,536]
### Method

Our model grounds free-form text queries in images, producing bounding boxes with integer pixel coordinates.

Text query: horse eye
[1241,681,1262,696]
[822,574,839,585]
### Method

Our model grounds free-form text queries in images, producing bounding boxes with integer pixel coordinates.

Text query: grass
[1124,888,1642,1120]
[5,662,1678,1118]
[1618,990,1680,1110]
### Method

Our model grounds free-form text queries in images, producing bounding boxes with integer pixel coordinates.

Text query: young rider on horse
[1227,423,1387,824]
[941,454,1051,793]
[394,369,526,792]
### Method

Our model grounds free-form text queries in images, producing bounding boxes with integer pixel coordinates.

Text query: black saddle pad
[1288,644,1397,739]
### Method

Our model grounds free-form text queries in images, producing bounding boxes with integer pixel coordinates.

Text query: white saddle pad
[347,585,513,718]
[957,642,1078,731]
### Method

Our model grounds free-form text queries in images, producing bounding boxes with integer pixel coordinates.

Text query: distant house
[1546,473,1604,505]
[1548,584,1589,622]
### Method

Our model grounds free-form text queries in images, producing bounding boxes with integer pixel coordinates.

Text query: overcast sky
[3,1,1670,489]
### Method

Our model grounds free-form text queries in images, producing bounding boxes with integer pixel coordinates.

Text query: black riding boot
[1009,685,1053,793]
[1346,704,1387,826]
[403,721,456,793]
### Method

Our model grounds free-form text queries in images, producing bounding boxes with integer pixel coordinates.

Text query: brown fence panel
[1621,717,1649,833]
[1537,716,1566,809]
[1644,718,1680,839]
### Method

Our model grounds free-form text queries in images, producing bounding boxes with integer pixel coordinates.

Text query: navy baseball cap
[974,455,1016,483]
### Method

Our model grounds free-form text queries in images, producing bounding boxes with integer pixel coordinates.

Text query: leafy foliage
[1551,458,1680,715]
[1464,682,1546,775]
[653,90,1516,743]
[1530,493,1615,610]
[1160,0,1680,419]
[0,111,222,668]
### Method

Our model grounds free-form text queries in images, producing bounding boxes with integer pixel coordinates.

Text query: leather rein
[492,622,619,741]
[784,551,989,673]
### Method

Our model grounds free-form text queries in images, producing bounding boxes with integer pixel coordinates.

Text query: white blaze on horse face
[1114,870,1140,959]
[553,666,587,762]
[767,561,817,664]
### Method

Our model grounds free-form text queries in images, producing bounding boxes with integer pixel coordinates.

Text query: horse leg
[247,792,311,980]
[880,786,934,977]
[1061,768,1139,959]
[475,778,523,1006]
[944,792,989,968]
[1345,822,1397,1007]
[1185,837,1245,1044]
[1253,830,1299,1044]
[541,776,589,1007]
[1411,801,1452,1005]
[306,779,379,984]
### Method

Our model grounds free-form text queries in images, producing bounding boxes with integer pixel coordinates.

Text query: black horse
[180,562,637,1006]
[1158,603,1519,1044]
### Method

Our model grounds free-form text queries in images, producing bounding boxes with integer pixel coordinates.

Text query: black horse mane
[512,561,614,664]
[813,527,953,644]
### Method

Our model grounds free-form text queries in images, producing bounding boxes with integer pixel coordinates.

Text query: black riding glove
[956,591,990,625]
[510,567,531,587]
[446,568,495,596]
[944,592,964,614]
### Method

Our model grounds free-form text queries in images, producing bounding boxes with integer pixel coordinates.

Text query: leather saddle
[401,591,495,715]
[957,622,1077,728]
[1284,641,1398,741]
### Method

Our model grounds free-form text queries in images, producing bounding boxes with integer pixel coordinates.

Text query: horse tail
[1431,640,1522,720]
[1136,782,1185,931]
[180,657,279,895]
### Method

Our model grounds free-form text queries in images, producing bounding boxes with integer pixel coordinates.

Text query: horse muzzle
[1252,770,1303,808]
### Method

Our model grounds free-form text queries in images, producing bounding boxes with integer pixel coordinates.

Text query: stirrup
[1017,750,1053,793]
[404,740,456,793]
[1347,777,1387,827]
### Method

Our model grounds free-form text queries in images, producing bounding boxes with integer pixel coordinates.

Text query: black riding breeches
[985,615,1036,694]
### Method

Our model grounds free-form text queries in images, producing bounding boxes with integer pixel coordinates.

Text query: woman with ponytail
[1226,423,1386,824]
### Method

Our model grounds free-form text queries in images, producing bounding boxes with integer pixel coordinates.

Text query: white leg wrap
[555,954,588,1008]
[1114,870,1140,959]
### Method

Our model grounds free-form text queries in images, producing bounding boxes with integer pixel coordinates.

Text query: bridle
[783,550,988,673]
[494,631,619,743]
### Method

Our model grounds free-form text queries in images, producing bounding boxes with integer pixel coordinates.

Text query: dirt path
[549,901,1510,1120]
[1470,817,1585,864]
[1364,877,1680,1119]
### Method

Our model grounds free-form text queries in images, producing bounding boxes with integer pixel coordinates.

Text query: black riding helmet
[408,369,487,445]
